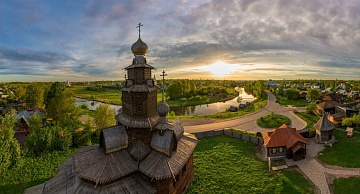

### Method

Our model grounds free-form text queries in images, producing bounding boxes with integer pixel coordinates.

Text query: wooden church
[30,24,198,194]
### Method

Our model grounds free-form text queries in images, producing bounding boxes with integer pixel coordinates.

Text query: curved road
[184,91,306,133]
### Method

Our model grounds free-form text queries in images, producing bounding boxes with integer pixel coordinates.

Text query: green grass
[294,111,319,131]
[333,177,360,194]
[68,86,122,105]
[318,130,360,168]
[0,149,78,194]
[256,113,291,128]
[188,135,314,194]
[276,95,308,107]
[169,92,268,120]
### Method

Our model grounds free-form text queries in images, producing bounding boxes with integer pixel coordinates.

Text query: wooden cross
[161,70,167,101]
[124,74,127,80]
[136,22,143,38]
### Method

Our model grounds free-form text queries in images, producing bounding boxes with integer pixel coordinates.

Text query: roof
[262,124,306,148]
[317,100,342,110]
[74,146,137,185]
[154,119,184,141]
[151,130,174,156]
[16,108,46,125]
[100,125,128,154]
[116,110,159,128]
[128,140,151,161]
[314,113,335,132]
[139,135,197,180]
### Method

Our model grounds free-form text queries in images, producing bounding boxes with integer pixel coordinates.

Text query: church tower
[116,23,159,147]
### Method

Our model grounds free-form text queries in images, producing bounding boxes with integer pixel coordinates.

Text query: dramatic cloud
[0,0,359,81]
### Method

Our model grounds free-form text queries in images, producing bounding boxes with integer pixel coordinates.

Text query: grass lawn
[333,177,360,194]
[0,149,78,194]
[318,130,360,168]
[294,111,319,131]
[68,86,122,105]
[188,135,314,194]
[256,113,291,128]
[276,95,309,107]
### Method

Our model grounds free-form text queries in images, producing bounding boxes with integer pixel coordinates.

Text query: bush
[80,104,89,110]
[284,89,301,100]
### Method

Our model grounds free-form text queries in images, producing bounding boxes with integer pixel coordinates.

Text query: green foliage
[166,80,197,100]
[256,113,291,128]
[284,89,301,100]
[28,114,44,131]
[44,82,65,108]
[0,113,20,173]
[306,103,316,114]
[342,114,360,127]
[307,89,319,102]
[80,104,90,110]
[24,126,72,155]
[333,177,360,194]
[26,82,45,108]
[0,149,77,194]
[188,135,313,194]
[294,111,319,131]
[47,92,81,126]
[73,121,92,147]
[276,95,308,107]
[68,86,121,105]
[94,104,116,134]
[243,80,265,98]
[318,130,360,168]
[14,86,26,100]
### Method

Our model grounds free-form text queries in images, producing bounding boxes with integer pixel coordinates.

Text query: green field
[318,130,360,168]
[333,177,360,194]
[276,95,309,107]
[67,86,122,105]
[188,135,314,194]
[294,111,320,131]
[256,113,291,128]
[0,149,78,194]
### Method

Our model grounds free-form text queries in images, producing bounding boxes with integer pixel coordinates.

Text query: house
[314,113,336,144]
[324,93,343,104]
[16,108,47,132]
[65,80,71,87]
[1,95,9,100]
[299,91,307,99]
[262,124,307,161]
[316,100,342,115]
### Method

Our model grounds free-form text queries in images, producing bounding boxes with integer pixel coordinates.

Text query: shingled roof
[262,124,306,148]
[317,100,342,110]
[314,113,336,132]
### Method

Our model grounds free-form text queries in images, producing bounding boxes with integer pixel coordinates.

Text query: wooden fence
[192,129,264,145]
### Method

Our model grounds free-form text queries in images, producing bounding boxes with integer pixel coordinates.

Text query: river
[75,88,255,116]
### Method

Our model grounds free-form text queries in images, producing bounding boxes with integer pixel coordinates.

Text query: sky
[0,0,360,82]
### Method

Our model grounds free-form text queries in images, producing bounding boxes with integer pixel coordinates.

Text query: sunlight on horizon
[198,61,241,77]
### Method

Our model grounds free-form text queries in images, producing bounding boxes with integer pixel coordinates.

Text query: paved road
[184,91,307,133]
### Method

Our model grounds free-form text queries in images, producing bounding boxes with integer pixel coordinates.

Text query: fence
[192,129,264,145]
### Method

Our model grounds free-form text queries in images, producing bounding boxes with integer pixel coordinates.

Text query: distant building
[65,80,71,87]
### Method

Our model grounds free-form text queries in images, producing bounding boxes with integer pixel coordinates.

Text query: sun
[205,61,239,76]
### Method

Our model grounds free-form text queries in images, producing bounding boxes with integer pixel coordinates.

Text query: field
[333,177,360,194]
[294,111,320,131]
[188,135,314,194]
[67,86,122,105]
[0,149,77,194]
[318,130,360,168]
[256,113,291,128]
[276,95,309,107]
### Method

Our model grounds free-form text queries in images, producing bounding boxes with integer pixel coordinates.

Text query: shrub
[80,104,89,110]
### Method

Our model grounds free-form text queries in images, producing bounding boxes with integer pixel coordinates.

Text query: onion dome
[157,101,170,117]
[131,38,148,55]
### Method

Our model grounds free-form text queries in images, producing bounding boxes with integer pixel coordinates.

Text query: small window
[136,106,142,113]
[272,148,277,154]
[279,147,283,153]
[182,165,187,175]
[173,174,180,188]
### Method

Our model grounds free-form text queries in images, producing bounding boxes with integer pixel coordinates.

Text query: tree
[0,113,20,173]
[306,103,316,114]
[307,89,319,102]
[45,82,65,108]
[14,86,26,100]
[342,114,360,127]
[47,92,81,127]
[284,89,301,100]
[94,104,116,134]
[26,82,45,108]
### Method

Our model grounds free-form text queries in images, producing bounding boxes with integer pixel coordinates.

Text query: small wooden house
[314,113,335,144]
[262,124,306,161]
